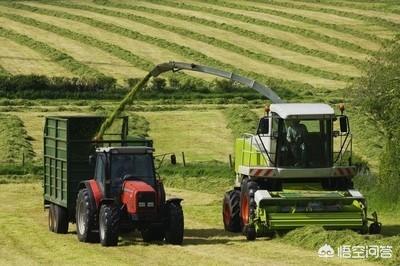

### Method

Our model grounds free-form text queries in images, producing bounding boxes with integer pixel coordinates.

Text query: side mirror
[257,117,269,134]
[340,116,348,133]
[89,154,96,166]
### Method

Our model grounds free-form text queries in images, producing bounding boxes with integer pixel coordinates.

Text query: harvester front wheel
[165,202,184,245]
[99,204,120,247]
[222,190,241,232]
[240,179,258,241]
[76,189,98,243]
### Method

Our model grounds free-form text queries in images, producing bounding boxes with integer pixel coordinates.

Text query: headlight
[138,202,146,207]
[147,202,154,207]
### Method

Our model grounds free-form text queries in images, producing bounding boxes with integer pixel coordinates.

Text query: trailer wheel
[54,204,69,234]
[99,204,120,247]
[48,204,55,232]
[165,202,184,245]
[141,227,165,242]
[222,190,241,232]
[76,189,98,243]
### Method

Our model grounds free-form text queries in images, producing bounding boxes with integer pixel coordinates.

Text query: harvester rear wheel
[48,204,55,232]
[165,202,184,245]
[99,204,120,247]
[76,189,99,243]
[53,204,69,234]
[222,190,241,232]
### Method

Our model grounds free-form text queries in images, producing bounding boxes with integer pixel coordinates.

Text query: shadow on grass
[381,224,400,236]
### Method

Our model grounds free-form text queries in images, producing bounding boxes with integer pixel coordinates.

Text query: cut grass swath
[93,1,364,67]
[1,3,315,96]
[0,65,10,76]
[0,26,103,78]
[43,1,355,82]
[142,0,374,55]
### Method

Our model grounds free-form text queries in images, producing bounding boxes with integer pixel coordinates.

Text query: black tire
[48,204,55,232]
[369,222,382,234]
[245,225,256,241]
[240,179,258,229]
[165,202,184,245]
[99,204,120,247]
[76,189,98,243]
[222,190,241,232]
[54,204,69,234]
[141,227,165,242]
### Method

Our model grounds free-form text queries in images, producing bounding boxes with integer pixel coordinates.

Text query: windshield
[276,118,332,168]
[111,154,155,185]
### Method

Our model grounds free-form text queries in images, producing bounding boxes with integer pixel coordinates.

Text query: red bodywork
[89,179,102,208]
[121,180,157,214]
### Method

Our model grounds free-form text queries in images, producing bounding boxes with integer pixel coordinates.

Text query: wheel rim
[48,208,54,231]
[223,202,231,226]
[241,195,249,225]
[77,200,86,235]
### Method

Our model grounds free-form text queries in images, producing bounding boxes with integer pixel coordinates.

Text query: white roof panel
[270,103,335,119]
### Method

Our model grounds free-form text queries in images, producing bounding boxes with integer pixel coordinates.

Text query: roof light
[339,103,345,115]
[264,104,270,115]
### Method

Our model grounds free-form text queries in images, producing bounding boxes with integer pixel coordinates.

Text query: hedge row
[44,1,355,82]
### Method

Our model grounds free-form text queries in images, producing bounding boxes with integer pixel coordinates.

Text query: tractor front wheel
[222,190,241,232]
[76,189,98,243]
[165,202,184,245]
[99,204,120,247]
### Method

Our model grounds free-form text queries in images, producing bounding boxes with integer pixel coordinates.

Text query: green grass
[0,113,34,163]
[224,106,259,138]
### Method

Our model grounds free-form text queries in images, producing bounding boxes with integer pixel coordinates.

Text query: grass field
[1,0,400,265]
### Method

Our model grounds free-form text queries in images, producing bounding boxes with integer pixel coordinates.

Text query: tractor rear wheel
[99,204,120,247]
[48,204,55,232]
[141,227,165,242]
[76,189,98,243]
[53,204,69,234]
[222,190,241,232]
[165,202,184,245]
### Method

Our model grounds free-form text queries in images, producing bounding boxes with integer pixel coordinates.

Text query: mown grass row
[202,0,386,45]
[262,0,400,32]
[0,113,34,163]
[0,26,103,78]
[92,2,363,68]
[224,106,259,138]
[1,3,314,97]
[44,1,355,82]
[0,11,154,73]
[0,65,10,76]
[143,0,373,55]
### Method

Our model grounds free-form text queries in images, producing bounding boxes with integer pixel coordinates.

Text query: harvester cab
[76,145,184,246]
[223,103,381,240]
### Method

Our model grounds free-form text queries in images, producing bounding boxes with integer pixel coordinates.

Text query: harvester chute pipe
[95,61,283,139]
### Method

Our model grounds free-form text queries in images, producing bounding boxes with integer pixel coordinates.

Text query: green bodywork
[234,138,268,172]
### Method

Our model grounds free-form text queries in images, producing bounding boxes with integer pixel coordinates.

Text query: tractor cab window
[277,118,332,168]
[95,154,106,190]
[111,154,155,190]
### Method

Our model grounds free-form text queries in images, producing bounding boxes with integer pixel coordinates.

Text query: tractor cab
[92,146,156,198]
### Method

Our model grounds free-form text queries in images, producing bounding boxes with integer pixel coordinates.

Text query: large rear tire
[53,204,69,234]
[99,204,120,247]
[76,189,98,243]
[165,202,184,245]
[222,190,241,232]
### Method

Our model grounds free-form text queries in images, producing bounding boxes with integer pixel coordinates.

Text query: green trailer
[43,115,152,233]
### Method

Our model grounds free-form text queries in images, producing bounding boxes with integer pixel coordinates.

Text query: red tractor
[75,146,184,246]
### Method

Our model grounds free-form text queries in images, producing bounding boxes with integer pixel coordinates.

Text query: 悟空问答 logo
[318,244,335,258]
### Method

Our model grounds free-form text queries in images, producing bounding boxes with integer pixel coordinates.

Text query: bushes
[352,41,400,202]
[0,74,118,99]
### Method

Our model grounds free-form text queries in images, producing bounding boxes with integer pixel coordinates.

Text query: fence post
[22,152,25,167]
[181,152,186,167]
